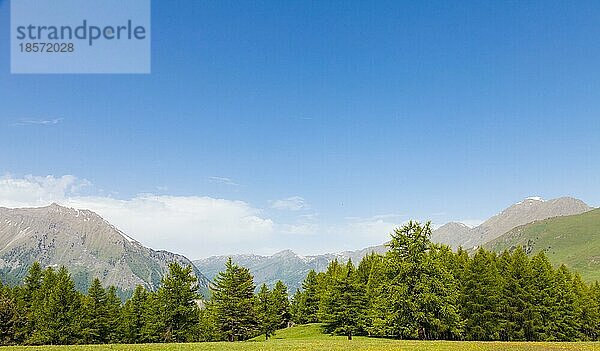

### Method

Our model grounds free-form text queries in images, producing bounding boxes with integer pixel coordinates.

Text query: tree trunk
[347,331,352,340]
[228,334,234,342]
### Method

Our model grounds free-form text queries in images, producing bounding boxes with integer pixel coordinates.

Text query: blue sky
[1,1,599,258]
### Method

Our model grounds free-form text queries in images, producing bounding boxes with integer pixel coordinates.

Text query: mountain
[196,196,593,291]
[431,197,592,250]
[430,222,472,249]
[193,244,387,293]
[483,208,600,282]
[0,204,210,297]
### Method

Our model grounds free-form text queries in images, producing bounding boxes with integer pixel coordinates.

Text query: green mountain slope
[484,208,600,282]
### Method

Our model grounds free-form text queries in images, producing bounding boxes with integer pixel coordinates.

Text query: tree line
[288,221,600,341]
[0,221,599,345]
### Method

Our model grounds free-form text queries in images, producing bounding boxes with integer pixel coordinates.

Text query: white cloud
[0,175,273,259]
[67,195,274,258]
[270,196,308,211]
[0,174,410,259]
[12,118,64,126]
[208,176,239,186]
[0,174,90,208]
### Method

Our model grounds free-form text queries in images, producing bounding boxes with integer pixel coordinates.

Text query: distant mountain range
[0,196,596,298]
[196,196,596,290]
[0,204,210,297]
[193,245,387,293]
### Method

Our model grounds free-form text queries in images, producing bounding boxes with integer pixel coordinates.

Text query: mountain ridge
[0,203,210,297]
[196,196,594,291]
[431,196,592,249]
[483,208,600,282]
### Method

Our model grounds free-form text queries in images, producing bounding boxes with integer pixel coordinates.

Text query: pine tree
[0,283,17,345]
[271,281,291,329]
[296,270,320,324]
[498,248,535,341]
[120,285,148,343]
[290,289,304,324]
[209,258,257,341]
[140,291,163,343]
[105,286,122,343]
[82,278,108,343]
[549,265,579,341]
[27,266,56,345]
[572,274,596,340]
[43,266,83,345]
[255,284,277,340]
[19,262,43,342]
[320,260,366,340]
[197,304,220,342]
[156,262,200,342]
[529,251,556,340]
[462,249,501,340]
[374,221,461,339]
[356,253,385,336]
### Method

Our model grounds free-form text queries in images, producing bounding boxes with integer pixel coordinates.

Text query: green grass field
[2,324,599,351]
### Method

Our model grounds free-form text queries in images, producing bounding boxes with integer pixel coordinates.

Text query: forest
[0,221,599,345]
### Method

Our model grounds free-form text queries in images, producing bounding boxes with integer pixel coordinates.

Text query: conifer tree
[356,253,385,336]
[156,263,200,342]
[271,281,291,329]
[290,289,304,324]
[140,291,163,343]
[120,285,148,343]
[27,267,56,344]
[320,260,365,340]
[209,258,257,341]
[529,251,556,340]
[42,266,83,345]
[374,221,461,339]
[0,283,16,345]
[105,286,122,343]
[461,249,501,340]
[82,278,108,343]
[255,284,277,340]
[296,270,320,324]
[549,265,579,341]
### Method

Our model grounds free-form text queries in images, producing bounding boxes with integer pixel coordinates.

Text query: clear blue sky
[1,1,599,257]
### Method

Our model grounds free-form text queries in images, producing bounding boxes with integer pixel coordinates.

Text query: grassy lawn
[2,325,599,351]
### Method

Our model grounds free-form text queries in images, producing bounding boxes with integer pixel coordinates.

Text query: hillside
[0,204,210,296]
[431,197,592,249]
[484,208,600,282]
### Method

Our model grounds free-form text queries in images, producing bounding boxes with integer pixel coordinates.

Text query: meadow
[2,324,599,351]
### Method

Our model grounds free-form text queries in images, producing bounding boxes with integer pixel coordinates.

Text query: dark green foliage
[461,249,502,340]
[119,285,147,343]
[272,281,291,329]
[255,284,277,340]
[0,282,17,345]
[290,221,600,342]
[291,270,320,324]
[151,263,200,342]
[1,218,600,346]
[31,266,83,345]
[209,257,257,341]
[82,278,109,343]
[372,221,461,339]
[319,260,366,339]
